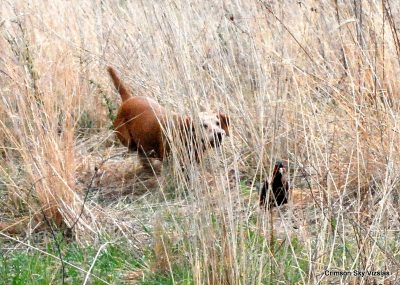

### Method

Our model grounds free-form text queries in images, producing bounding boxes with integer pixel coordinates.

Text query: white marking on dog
[198,112,226,146]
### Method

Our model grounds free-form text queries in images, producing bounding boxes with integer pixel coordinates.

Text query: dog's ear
[218,113,230,136]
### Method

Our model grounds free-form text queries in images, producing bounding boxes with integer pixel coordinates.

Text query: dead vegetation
[1,0,400,284]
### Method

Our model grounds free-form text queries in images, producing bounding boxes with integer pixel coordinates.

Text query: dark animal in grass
[259,161,290,209]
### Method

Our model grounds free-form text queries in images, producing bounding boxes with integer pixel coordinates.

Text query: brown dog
[107,67,229,167]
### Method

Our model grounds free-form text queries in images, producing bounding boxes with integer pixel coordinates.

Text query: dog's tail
[107,67,131,102]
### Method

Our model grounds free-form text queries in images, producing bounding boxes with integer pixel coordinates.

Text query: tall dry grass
[1,0,400,284]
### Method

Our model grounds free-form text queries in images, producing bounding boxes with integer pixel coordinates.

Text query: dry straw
[1,0,400,284]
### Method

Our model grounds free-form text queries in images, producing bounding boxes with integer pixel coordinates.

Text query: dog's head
[198,112,230,148]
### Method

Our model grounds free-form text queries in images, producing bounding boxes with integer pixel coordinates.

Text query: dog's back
[108,67,167,157]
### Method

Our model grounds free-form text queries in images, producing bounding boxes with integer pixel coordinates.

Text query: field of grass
[1,0,400,284]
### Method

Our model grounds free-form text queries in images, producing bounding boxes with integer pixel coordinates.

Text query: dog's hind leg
[138,148,158,173]
[114,116,131,148]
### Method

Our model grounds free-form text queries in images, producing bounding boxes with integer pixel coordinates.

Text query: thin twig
[258,0,317,66]
[70,153,123,230]
[40,207,66,285]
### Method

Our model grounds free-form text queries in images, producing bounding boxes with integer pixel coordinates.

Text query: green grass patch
[244,226,309,284]
[239,180,253,196]
[0,239,145,285]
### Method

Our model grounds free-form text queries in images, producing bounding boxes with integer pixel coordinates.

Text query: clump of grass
[89,79,117,129]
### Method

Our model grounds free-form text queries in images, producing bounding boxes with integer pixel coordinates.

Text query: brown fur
[107,67,130,102]
[218,113,229,136]
[108,67,222,166]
